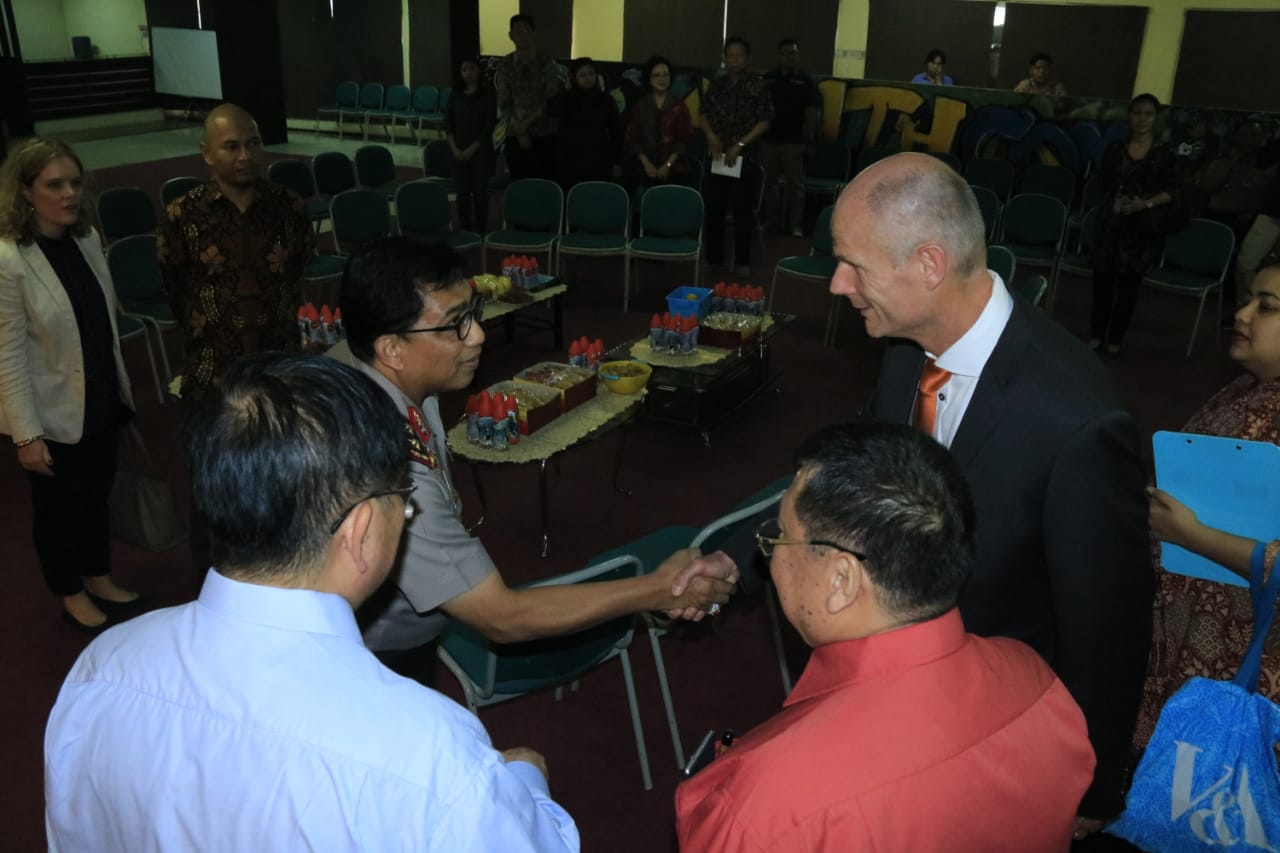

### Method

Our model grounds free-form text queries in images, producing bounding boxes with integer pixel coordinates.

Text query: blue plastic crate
[666,287,712,322]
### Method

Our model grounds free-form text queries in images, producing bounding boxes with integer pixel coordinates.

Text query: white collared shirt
[923,271,1014,448]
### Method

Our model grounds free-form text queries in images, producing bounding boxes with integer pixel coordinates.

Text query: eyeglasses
[755,518,866,561]
[402,294,485,342]
[329,483,418,535]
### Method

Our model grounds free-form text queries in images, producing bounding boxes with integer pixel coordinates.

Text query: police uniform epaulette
[404,406,439,469]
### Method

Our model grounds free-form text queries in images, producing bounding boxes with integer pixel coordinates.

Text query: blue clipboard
[1152,431,1280,588]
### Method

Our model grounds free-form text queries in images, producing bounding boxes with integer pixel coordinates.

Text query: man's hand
[1072,816,1105,842]
[643,161,659,179]
[17,439,53,476]
[1147,486,1199,548]
[658,549,738,621]
[502,747,549,781]
[656,164,671,181]
[723,147,740,169]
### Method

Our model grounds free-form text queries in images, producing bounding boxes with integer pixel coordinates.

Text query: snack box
[699,313,763,350]
[487,381,561,435]
[666,287,712,323]
[513,362,598,413]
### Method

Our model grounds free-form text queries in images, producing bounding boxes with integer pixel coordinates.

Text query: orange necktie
[914,358,952,437]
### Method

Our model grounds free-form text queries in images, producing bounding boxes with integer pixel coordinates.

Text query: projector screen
[151,27,223,100]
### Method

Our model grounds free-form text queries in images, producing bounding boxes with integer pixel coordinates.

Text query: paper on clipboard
[1152,431,1280,588]
[710,155,743,178]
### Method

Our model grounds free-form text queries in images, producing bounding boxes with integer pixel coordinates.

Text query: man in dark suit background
[829,152,1152,841]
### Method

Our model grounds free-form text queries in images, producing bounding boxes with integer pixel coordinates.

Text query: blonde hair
[0,137,94,243]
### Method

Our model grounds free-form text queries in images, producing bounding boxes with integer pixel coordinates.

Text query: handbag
[1106,542,1280,851]
[109,423,187,551]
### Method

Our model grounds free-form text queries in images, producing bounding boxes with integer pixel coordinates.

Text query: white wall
[63,0,149,58]
[11,0,70,60]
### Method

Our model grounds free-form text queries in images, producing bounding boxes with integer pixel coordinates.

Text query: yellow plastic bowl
[598,360,652,395]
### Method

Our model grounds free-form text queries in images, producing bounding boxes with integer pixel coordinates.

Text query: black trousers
[1090,270,1143,345]
[504,134,555,182]
[452,154,493,233]
[703,164,759,267]
[27,428,118,596]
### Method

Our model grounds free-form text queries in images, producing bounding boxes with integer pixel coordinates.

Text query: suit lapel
[948,302,1033,469]
[18,240,73,314]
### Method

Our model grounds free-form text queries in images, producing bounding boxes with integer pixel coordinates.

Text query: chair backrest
[411,85,439,113]
[438,87,453,114]
[986,244,1016,284]
[330,189,392,249]
[969,185,1001,243]
[423,139,455,179]
[640,185,703,239]
[96,187,156,242]
[565,181,629,235]
[1080,174,1105,214]
[159,176,202,208]
[810,142,851,182]
[312,151,357,196]
[1000,193,1067,249]
[1162,218,1236,279]
[395,179,452,236]
[355,144,396,187]
[384,84,411,111]
[335,80,360,108]
[106,234,162,301]
[690,487,786,554]
[502,178,563,233]
[1018,274,1048,307]
[1074,206,1099,254]
[964,157,1015,200]
[1019,163,1075,208]
[929,151,962,173]
[357,82,384,110]
[750,161,766,217]
[268,158,318,199]
[439,555,642,702]
[855,145,896,174]
[811,205,835,257]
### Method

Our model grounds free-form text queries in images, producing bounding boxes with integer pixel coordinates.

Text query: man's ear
[916,243,948,291]
[199,142,212,167]
[371,333,404,373]
[825,552,863,615]
[335,499,377,579]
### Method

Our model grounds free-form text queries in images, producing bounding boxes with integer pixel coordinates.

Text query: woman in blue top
[911,50,953,86]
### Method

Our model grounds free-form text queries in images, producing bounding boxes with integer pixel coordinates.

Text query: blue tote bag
[1108,543,1280,851]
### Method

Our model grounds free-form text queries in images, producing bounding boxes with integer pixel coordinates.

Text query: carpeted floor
[1,148,1243,851]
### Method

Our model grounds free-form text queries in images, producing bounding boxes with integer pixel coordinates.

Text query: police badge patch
[405,406,438,469]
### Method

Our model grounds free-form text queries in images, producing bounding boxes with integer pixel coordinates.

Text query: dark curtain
[521,0,571,61]
[202,0,288,143]
[865,0,996,87]
[998,3,1146,100]
[142,0,199,29]
[445,0,479,87]
[1174,10,1280,111]
[724,0,839,76]
[622,0,724,67]
[409,0,453,90]
[277,0,340,121]
[332,0,403,86]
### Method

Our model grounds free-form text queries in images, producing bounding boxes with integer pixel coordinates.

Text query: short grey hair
[863,162,986,278]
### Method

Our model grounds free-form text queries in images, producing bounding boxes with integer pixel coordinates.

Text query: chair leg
[647,626,685,767]
[768,267,780,312]
[823,295,841,348]
[622,255,631,313]
[619,648,654,791]
[1187,290,1209,357]
[764,581,794,696]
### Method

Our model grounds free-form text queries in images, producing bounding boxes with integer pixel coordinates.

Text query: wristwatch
[1145,200,1154,209]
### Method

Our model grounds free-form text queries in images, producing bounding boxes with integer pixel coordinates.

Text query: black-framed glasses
[402,294,485,341]
[755,518,866,561]
[329,483,418,535]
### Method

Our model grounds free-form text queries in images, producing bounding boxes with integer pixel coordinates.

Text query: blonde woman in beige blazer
[0,138,138,630]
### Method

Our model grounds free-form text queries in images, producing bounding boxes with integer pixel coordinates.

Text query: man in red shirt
[675,422,1095,851]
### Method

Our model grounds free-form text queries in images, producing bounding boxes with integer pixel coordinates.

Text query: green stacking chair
[854,145,897,175]
[422,139,457,194]
[801,141,850,203]
[1019,163,1075,209]
[483,178,563,274]
[354,82,385,141]
[1049,206,1098,311]
[1017,274,1049,307]
[1142,218,1235,356]
[329,189,392,255]
[315,80,359,139]
[965,157,1015,202]
[437,555,657,790]
[268,158,331,234]
[419,86,451,136]
[107,234,174,392]
[354,144,402,201]
[406,85,440,143]
[116,312,164,404]
[159,176,201,208]
[987,244,1017,287]
[929,151,962,173]
[626,185,702,312]
[992,193,1067,280]
[364,84,412,143]
[97,187,156,244]
[394,179,481,252]
[971,184,1001,243]
[770,205,842,346]
[312,151,357,199]
[555,181,630,296]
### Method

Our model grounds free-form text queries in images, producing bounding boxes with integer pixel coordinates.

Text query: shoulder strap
[1233,540,1280,691]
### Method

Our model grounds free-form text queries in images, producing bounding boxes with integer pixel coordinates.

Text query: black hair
[185,353,406,581]
[569,57,596,78]
[643,55,673,89]
[777,38,798,51]
[791,421,976,621]
[1030,52,1052,67]
[925,49,946,65]
[340,237,469,363]
[724,36,750,56]
[1129,92,1160,113]
[510,13,534,30]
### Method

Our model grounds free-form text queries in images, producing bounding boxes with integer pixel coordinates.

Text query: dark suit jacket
[867,296,1153,818]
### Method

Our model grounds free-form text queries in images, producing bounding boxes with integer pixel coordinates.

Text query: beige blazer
[0,228,135,444]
